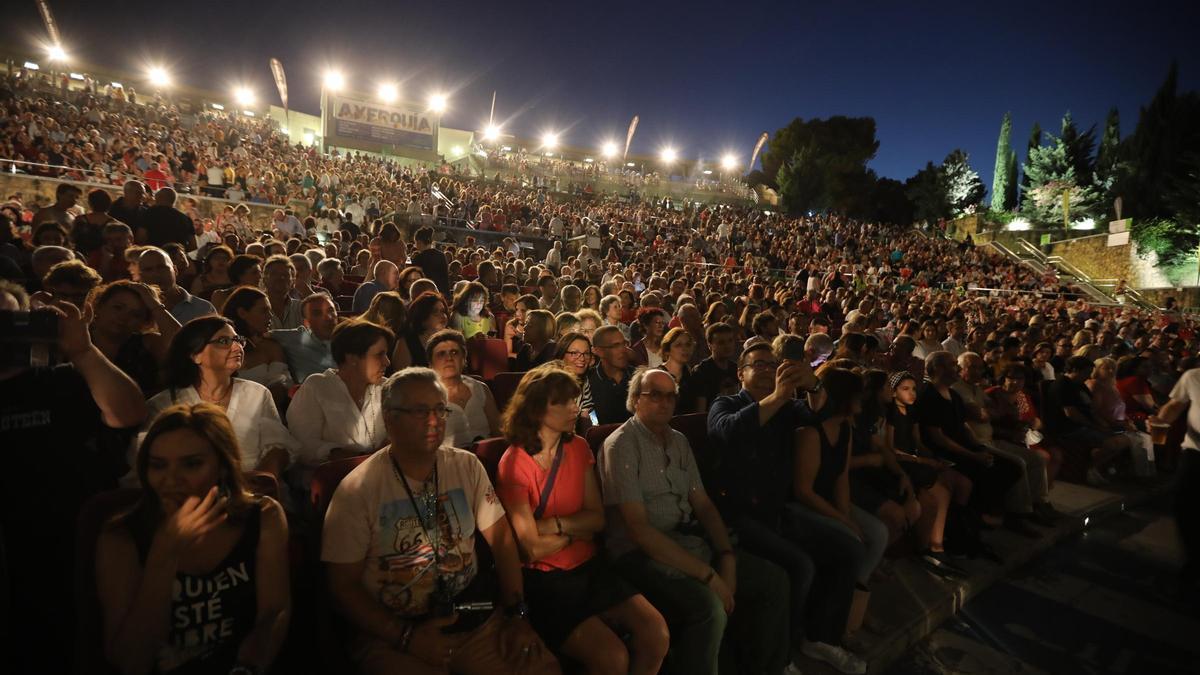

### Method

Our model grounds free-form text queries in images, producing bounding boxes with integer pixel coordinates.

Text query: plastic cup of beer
[1149,422,1169,446]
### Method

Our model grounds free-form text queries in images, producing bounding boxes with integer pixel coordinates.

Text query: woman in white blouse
[427,329,500,447]
[221,286,294,400]
[146,316,298,480]
[287,320,393,466]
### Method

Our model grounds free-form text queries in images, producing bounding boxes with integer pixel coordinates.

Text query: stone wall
[1046,234,1132,282]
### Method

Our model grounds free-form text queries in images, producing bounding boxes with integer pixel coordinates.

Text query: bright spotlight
[601,141,619,158]
[660,147,677,164]
[451,146,464,156]
[233,87,255,107]
[542,132,559,150]
[378,83,398,103]
[323,70,345,92]
[482,125,501,142]
[428,93,448,113]
[147,66,170,88]
[721,154,738,171]
[46,44,67,62]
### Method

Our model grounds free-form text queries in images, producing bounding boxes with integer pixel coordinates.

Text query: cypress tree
[990,112,1014,210]
[1019,122,1042,206]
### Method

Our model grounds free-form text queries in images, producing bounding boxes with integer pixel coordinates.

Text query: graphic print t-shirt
[321,446,505,618]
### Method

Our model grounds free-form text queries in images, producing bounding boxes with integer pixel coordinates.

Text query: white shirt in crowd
[141,379,299,471]
[286,369,387,465]
[445,377,491,449]
[941,336,966,357]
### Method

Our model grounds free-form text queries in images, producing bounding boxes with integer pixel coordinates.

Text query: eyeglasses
[207,335,248,348]
[639,390,677,403]
[388,405,451,420]
[744,359,780,371]
[433,348,463,360]
[564,350,591,359]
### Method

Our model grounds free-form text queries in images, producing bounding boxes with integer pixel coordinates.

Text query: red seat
[488,372,526,412]
[468,337,511,382]
[472,437,510,483]
[343,274,365,284]
[310,455,371,520]
[585,423,621,458]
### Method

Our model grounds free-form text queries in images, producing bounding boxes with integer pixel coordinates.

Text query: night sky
[13,0,1199,194]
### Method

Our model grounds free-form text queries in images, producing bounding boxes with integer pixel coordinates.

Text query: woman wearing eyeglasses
[496,364,668,675]
[655,327,702,415]
[555,332,595,427]
[427,329,500,448]
[143,316,299,481]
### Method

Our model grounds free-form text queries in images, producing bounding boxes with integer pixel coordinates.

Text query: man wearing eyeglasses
[587,325,635,425]
[708,341,868,674]
[271,293,338,384]
[323,367,558,675]
[599,367,795,675]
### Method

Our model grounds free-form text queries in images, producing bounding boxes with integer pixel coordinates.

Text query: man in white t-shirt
[1149,368,1200,597]
[323,368,558,675]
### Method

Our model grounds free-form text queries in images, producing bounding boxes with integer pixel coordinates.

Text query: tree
[991,112,1016,211]
[1004,146,1019,210]
[1021,135,1103,227]
[905,161,949,224]
[1019,122,1042,206]
[1096,107,1121,184]
[943,149,986,215]
[1059,112,1097,185]
[868,177,914,225]
[759,116,880,215]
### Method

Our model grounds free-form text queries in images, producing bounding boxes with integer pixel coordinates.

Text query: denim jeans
[734,514,815,643]
[613,548,791,675]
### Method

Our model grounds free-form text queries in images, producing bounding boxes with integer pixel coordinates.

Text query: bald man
[352,259,399,313]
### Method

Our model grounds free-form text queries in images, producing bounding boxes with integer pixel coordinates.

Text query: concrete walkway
[794,478,1177,674]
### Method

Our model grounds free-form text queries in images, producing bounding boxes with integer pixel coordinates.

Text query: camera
[0,310,60,369]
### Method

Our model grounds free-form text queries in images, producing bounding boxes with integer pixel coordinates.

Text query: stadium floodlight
[601,141,619,158]
[660,147,677,164]
[428,93,448,113]
[147,66,171,88]
[451,146,463,156]
[323,70,345,92]
[46,44,67,62]
[482,124,502,142]
[233,86,255,107]
[720,154,738,171]
[378,83,398,103]
[541,132,559,151]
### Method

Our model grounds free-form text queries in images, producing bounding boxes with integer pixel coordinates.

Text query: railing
[1010,237,1160,311]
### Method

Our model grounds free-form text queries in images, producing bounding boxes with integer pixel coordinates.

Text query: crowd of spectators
[2,66,1199,675]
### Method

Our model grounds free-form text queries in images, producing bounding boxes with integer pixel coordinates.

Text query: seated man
[600,367,793,675]
[588,325,635,425]
[271,293,338,383]
[137,247,215,324]
[353,260,399,314]
[1044,356,1132,486]
[323,367,558,675]
[918,351,1023,531]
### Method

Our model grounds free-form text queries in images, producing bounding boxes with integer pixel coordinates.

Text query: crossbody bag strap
[532,435,566,520]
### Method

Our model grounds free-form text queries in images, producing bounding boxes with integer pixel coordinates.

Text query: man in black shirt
[106,179,147,233]
[139,187,197,250]
[1045,356,1132,486]
[693,323,740,406]
[410,225,449,295]
[918,351,1022,528]
[0,285,147,673]
[587,325,634,424]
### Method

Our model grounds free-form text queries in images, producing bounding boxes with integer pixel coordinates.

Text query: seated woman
[555,332,595,428]
[361,291,414,372]
[788,368,890,638]
[848,370,923,549]
[505,293,541,358]
[655,327,703,415]
[287,320,392,469]
[146,316,298,481]
[986,366,1066,488]
[210,255,264,312]
[88,280,181,396]
[222,286,293,398]
[496,364,668,674]
[514,309,557,371]
[426,329,500,448]
[1088,357,1156,477]
[448,281,495,339]
[402,291,449,368]
[96,403,290,675]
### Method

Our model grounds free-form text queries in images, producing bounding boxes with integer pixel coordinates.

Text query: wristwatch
[504,600,531,621]
[805,379,823,393]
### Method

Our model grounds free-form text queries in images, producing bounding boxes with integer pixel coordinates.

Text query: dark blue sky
[17,0,1199,194]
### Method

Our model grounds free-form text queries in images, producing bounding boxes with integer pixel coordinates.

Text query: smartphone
[780,338,806,362]
[589,410,599,426]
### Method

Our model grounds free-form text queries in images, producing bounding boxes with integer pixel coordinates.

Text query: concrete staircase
[986,238,1160,311]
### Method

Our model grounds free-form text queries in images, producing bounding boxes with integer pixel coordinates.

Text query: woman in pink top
[497,363,668,675]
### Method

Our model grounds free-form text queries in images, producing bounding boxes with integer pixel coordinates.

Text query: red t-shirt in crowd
[496,436,597,572]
